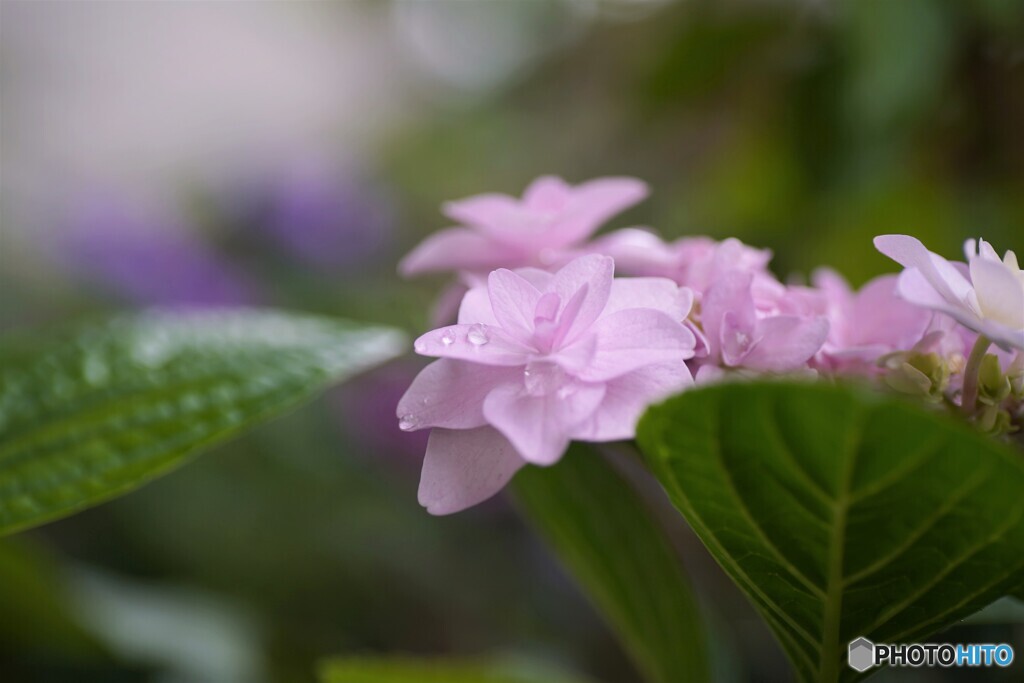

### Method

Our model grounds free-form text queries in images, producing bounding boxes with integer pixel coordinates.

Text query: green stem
[961,335,991,415]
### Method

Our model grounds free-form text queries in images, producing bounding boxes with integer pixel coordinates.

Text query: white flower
[874,235,1024,351]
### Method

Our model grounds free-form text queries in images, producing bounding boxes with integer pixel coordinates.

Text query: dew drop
[441,330,456,347]
[398,415,418,431]
[523,360,567,396]
[467,324,489,346]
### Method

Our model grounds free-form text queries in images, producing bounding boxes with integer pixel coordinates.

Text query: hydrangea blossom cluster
[398,176,1024,514]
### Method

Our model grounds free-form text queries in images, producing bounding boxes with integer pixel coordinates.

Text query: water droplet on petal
[441,330,456,347]
[399,415,418,431]
[468,324,489,346]
[414,340,427,354]
[523,360,567,396]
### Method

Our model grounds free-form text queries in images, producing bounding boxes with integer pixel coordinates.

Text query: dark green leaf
[637,381,1024,683]
[317,657,593,683]
[0,309,406,535]
[513,443,710,683]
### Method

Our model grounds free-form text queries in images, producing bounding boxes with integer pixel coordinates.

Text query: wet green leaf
[0,309,406,535]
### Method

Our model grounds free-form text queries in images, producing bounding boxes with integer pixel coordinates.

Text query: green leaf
[637,381,1024,683]
[317,657,593,683]
[513,443,710,683]
[0,309,406,535]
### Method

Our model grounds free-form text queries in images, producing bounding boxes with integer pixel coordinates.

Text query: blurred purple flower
[61,194,258,307]
[332,362,429,466]
[246,160,395,270]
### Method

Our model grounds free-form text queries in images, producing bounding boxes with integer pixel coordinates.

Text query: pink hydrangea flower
[875,235,1024,351]
[397,254,696,514]
[811,269,933,372]
[399,176,648,277]
[586,229,775,297]
[688,239,829,372]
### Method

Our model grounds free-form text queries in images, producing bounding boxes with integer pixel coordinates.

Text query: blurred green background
[1,1,1022,681]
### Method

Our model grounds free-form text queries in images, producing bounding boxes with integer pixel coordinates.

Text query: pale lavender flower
[587,229,775,299]
[811,270,933,372]
[399,176,648,278]
[397,255,696,514]
[250,161,394,270]
[699,268,829,372]
[875,235,1024,351]
[62,195,257,307]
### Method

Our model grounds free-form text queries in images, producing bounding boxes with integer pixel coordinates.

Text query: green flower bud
[1008,354,1024,399]
[976,404,1014,436]
[977,354,1011,405]
[881,351,949,402]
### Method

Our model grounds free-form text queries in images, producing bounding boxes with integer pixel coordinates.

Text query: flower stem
[961,335,991,415]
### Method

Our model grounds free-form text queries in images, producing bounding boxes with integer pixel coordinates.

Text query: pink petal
[586,228,680,279]
[571,361,693,441]
[414,324,533,366]
[572,309,696,382]
[687,319,710,358]
[850,275,931,349]
[399,228,505,277]
[514,267,555,291]
[694,364,725,385]
[896,268,988,339]
[742,316,830,371]
[604,277,693,319]
[874,235,974,309]
[483,381,605,465]
[397,359,518,431]
[442,193,521,231]
[810,268,854,348]
[487,268,543,338]
[811,267,853,304]
[551,333,598,375]
[701,269,757,361]
[444,193,545,247]
[549,255,614,344]
[457,285,498,326]
[432,282,470,327]
[418,426,525,515]
[554,177,649,245]
[523,175,572,210]
[897,267,959,312]
[720,310,759,366]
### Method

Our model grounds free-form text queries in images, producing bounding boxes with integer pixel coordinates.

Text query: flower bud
[977,404,1014,436]
[880,351,949,402]
[977,354,1011,405]
[1008,353,1024,399]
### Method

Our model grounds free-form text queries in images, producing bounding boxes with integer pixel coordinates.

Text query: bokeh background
[1,1,1023,681]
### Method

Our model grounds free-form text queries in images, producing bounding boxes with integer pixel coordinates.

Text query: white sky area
[0,0,646,286]
[0,3,412,245]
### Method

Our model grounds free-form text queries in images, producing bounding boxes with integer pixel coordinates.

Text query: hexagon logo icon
[848,637,875,672]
